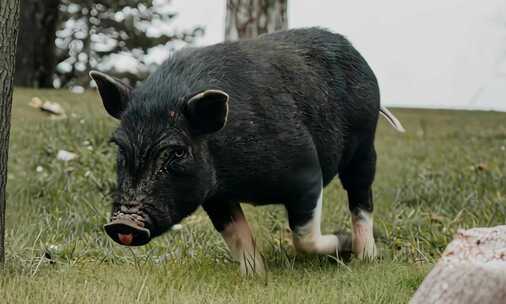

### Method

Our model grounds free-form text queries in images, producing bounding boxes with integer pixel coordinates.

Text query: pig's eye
[173,148,186,159]
[160,147,187,163]
[157,147,187,174]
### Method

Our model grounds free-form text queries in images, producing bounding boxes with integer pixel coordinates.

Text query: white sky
[167,0,506,111]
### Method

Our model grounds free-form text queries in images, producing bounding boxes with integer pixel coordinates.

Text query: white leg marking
[221,211,265,274]
[352,210,377,260]
[292,187,339,255]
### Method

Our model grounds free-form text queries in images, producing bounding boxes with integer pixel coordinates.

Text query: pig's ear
[89,71,131,119]
[185,89,229,135]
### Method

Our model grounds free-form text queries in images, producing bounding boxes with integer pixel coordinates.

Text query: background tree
[14,0,203,89]
[55,0,203,87]
[225,0,287,41]
[0,0,21,265]
[14,0,60,88]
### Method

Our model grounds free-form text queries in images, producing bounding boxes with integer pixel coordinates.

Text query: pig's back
[162,27,379,201]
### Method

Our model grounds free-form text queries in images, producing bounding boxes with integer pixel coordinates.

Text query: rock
[56,150,78,162]
[410,225,506,304]
[41,100,65,115]
[29,96,66,117]
[171,224,184,231]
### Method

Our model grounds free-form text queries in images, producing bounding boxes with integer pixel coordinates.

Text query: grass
[1,88,505,303]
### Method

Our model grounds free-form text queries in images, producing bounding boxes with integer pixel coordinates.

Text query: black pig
[90,27,404,274]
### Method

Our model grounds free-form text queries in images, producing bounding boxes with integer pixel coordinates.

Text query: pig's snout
[104,212,151,246]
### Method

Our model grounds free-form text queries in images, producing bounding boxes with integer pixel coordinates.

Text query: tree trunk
[14,0,59,88]
[225,0,288,41]
[0,0,21,265]
[410,226,506,304]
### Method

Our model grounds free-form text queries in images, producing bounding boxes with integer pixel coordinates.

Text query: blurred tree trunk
[0,0,21,265]
[225,0,288,41]
[14,0,59,88]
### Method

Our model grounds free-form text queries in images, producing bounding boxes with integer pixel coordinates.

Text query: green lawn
[1,88,505,303]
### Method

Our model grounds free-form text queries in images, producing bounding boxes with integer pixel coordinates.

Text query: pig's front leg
[203,202,265,274]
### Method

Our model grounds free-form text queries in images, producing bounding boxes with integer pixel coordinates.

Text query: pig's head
[90,71,229,246]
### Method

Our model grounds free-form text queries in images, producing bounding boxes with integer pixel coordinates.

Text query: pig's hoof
[359,241,378,261]
[239,254,265,275]
[353,236,377,261]
[335,231,353,261]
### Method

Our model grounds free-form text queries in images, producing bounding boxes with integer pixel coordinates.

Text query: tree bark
[14,0,59,88]
[0,0,21,265]
[410,226,506,304]
[225,0,288,41]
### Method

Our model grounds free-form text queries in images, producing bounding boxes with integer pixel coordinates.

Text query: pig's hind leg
[339,145,378,260]
[286,178,350,257]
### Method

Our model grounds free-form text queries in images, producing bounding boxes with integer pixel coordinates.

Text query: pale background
[163,0,506,111]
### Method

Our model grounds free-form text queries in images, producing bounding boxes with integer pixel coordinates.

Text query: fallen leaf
[29,97,43,108]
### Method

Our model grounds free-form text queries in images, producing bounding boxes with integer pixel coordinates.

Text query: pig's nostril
[104,218,151,246]
[117,233,134,246]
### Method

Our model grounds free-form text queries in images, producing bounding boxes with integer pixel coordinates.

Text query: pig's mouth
[104,212,152,246]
